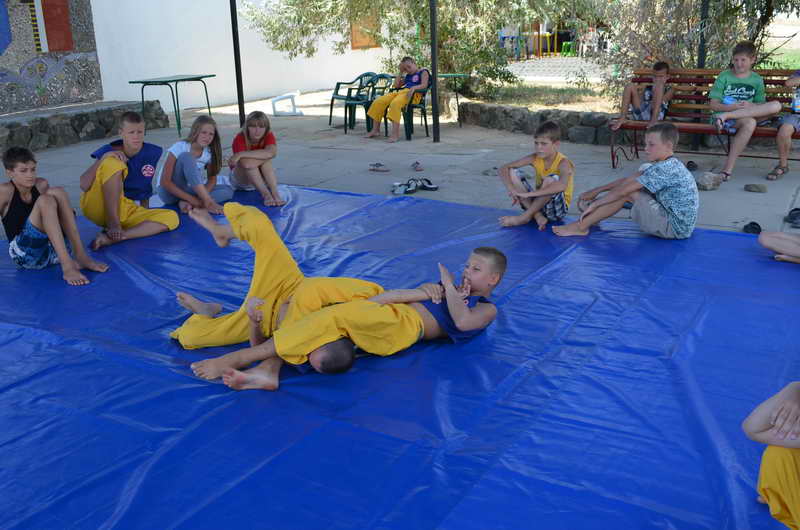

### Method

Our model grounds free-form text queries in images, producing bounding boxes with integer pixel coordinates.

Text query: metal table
[129,74,216,135]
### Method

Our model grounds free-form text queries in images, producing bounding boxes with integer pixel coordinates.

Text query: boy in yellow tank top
[497,121,575,230]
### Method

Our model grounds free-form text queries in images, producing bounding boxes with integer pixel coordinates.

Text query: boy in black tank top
[0,147,108,285]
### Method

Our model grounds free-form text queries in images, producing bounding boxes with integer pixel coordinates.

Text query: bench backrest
[631,67,799,121]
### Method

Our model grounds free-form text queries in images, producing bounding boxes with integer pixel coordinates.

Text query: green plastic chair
[328,72,375,128]
[380,70,431,140]
[362,74,395,132]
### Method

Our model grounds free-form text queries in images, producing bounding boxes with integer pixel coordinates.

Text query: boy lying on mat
[189,244,506,391]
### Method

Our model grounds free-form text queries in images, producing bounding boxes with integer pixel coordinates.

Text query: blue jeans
[157,152,233,205]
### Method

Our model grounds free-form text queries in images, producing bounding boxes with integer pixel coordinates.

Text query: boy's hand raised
[438,263,456,289]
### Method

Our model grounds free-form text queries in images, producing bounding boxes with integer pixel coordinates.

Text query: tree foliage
[242,0,551,83]
[583,0,800,94]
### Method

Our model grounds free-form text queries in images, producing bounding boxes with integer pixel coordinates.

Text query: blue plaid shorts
[8,219,67,270]
[520,175,568,222]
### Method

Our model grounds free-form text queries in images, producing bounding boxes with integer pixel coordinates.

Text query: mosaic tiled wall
[0,0,101,114]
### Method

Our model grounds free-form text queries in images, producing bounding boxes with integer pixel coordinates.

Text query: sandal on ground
[767,165,789,180]
[411,161,424,172]
[369,163,391,172]
[713,116,727,134]
[685,160,698,171]
[743,221,762,234]
[391,180,418,195]
[410,177,438,191]
[783,207,800,223]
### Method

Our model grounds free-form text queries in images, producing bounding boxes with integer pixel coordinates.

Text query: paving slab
[7,90,800,240]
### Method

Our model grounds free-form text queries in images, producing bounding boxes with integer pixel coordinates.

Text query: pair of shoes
[392,179,418,195]
[784,208,800,225]
[408,177,438,191]
[411,161,424,172]
[369,162,391,172]
[767,165,789,180]
[743,221,762,234]
[685,160,698,171]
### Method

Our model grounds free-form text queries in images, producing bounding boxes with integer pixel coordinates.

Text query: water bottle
[722,95,737,106]
[792,88,800,113]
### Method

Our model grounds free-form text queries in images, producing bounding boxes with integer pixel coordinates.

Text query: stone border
[0,100,169,153]
[458,102,613,145]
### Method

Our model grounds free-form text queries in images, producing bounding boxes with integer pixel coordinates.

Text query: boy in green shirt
[709,41,781,181]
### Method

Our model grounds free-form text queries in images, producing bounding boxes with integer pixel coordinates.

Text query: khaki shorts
[631,190,677,239]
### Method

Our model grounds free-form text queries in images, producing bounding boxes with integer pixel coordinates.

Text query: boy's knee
[738,117,757,130]
[778,124,796,138]
[46,186,68,198]
[35,193,57,209]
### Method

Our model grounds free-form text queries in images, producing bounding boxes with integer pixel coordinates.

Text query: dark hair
[472,246,507,281]
[313,338,356,374]
[120,111,144,127]
[732,41,757,58]
[534,120,561,142]
[401,56,415,64]
[645,122,679,147]
[3,146,36,170]
[653,61,670,72]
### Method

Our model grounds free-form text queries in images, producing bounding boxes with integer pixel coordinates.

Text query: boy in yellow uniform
[743,381,800,529]
[189,247,507,392]
[79,112,179,249]
[171,204,387,350]
[496,121,575,230]
[364,57,430,143]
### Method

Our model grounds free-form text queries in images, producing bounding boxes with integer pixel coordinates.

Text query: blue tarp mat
[0,187,795,529]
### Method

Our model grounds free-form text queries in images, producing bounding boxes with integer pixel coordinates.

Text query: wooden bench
[610,68,800,168]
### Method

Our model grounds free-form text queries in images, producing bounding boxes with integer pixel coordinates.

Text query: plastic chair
[363,74,395,133]
[381,80,431,140]
[328,72,375,127]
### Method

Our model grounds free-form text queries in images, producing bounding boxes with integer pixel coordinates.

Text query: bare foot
[61,262,90,286]
[553,222,590,237]
[272,195,286,206]
[191,352,246,380]
[363,130,380,139]
[499,214,529,227]
[534,212,548,231]
[756,495,767,504]
[222,359,281,391]
[75,253,109,273]
[177,292,222,317]
[188,208,231,247]
[775,254,800,264]
[90,231,113,250]
[178,200,193,214]
[387,137,400,143]
[262,195,276,207]
[609,118,626,131]
[204,202,225,215]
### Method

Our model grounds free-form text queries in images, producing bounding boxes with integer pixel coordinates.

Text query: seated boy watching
[610,61,673,131]
[80,111,163,207]
[496,120,575,230]
[189,247,507,392]
[79,113,179,249]
[554,122,699,239]
[1,147,108,285]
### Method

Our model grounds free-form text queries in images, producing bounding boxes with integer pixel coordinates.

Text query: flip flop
[767,165,789,181]
[411,161,424,172]
[411,177,438,191]
[369,163,391,172]
[743,221,762,234]
[686,160,698,171]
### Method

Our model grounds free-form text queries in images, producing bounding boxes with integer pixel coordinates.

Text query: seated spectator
[364,57,429,143]
[610,61,673,131]
[156,116,233,214]
[769,70,800,180]
[228,111,284,206]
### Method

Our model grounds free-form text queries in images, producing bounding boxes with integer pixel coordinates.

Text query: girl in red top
[228,111,284,206]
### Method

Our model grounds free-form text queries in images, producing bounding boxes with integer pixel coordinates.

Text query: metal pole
[691,0,710,151]
[230,0,246,126]
[429,0,440,142]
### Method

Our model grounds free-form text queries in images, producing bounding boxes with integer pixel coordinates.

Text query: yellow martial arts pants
[758,445,800,529]
[79,157,179,231]
[274,299,424,365]
[366,89,423,124]
[171,202,383,349]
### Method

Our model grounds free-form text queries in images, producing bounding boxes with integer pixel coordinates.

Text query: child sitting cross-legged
[1,147,108,285]
[553,122,699,239]
[496,120,575,230]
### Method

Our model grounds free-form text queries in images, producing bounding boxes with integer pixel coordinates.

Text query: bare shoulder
[0,181,13,199]
[476,301,498,319]
[558,156,575,173]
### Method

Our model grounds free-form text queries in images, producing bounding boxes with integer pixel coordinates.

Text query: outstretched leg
[758,232,800,263]
[176,292,223,316]
[222,357,282,391]
[187,208,235,247]
[553,193,633,237]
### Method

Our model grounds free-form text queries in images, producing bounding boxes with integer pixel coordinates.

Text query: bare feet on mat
[775,254,800,264]
[534,212,548,231]
[191,352,245,380]
[552,222,589,237]
[272,194,286,206]
[179,200,193,214]
[75,254,109,273]
[222,360,280,391]
[177,292,222,317]
[188,208,231,247]
[756,495,766,504]
[498,214,528,227]
[61,262,90,286]
[90,231,113,251]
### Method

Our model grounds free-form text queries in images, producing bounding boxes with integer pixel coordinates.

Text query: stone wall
[0,0,102,113]
[458,102,614,145]
[0,100,169,152]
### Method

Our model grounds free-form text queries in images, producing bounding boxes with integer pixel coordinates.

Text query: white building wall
[90,0,388,112]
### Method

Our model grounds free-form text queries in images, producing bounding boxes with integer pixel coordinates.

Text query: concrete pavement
[13,90,800,239]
